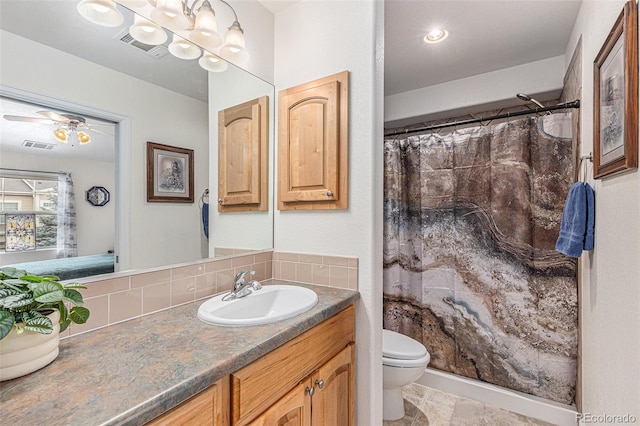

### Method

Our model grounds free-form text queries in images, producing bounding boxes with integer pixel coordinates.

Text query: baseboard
[417,368,578,426]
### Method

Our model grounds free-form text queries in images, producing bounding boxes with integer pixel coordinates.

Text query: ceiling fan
[3,110,111,145]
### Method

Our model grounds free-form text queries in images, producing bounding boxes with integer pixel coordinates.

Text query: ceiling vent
[115,30,169,58]
[22,140,56,150]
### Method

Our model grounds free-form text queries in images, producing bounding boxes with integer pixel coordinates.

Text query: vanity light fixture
[144,0,248,61]
[199,51,228,72]
[168,34,202,59]
[424,28,449,44]
[129,14,168,45]
[77,0,124,27]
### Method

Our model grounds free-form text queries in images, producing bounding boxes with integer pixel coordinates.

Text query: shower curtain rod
[384,99,580,137]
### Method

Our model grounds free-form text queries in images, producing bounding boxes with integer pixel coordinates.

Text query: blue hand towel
[202,202,209,239]
[555,182,595,257]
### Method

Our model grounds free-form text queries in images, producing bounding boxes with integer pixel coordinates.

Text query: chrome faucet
[222,270,262,301]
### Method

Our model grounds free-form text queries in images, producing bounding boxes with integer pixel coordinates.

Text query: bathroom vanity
[0,281,358,425]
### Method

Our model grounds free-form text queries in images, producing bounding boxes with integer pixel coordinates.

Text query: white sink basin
[197,285,318,326]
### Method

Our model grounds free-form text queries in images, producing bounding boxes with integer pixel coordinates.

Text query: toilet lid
[382,329,428,360]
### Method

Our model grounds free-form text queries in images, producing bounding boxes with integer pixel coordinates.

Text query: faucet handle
[233,270,255,283]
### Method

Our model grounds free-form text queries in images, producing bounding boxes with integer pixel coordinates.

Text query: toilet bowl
[382,329,430,421]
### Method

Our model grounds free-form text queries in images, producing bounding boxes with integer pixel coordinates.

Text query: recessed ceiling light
[424,28,449,44]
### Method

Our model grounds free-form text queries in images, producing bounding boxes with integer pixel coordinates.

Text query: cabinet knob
[218,199,223,204]
[305,386,315,396]
[315,379,324,389]
[327,190,333,197]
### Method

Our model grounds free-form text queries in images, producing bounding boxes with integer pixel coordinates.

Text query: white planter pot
[0,311,61,381]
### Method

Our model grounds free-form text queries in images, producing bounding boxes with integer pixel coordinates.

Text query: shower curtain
[383,114,578,404]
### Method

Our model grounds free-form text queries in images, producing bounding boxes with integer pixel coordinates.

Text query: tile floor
[383,383,556,426]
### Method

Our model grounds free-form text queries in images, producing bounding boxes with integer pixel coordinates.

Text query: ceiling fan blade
[85,126,113,136]
[37,110,71,122]
[85,121,114,127]
[3,114,56,124]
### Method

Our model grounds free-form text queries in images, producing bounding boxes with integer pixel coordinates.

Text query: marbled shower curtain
[383,114,578,404]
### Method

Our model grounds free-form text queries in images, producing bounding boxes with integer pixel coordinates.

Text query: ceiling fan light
[77,0,124,27]
[54,128,68,143]
[77,131,92,144]
[151,0,190,30]
[129,14,168,45]
[168,34,201,60]
[198,51,228,72]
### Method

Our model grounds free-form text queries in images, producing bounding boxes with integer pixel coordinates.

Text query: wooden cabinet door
[310,343,355,426]
[218,96,268,212]
[146,376,230,426]
[278,71,348,210]
[248,380,311,426]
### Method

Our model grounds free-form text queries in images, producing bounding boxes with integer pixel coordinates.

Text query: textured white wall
[385,55,565,126]
[273,1,384,424]
[565,0,640,417]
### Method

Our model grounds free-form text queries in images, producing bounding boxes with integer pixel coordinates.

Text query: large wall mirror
[0,1,274,280]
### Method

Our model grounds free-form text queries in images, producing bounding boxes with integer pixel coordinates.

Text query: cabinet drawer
[147,376,230,426]
[231,305,355,425]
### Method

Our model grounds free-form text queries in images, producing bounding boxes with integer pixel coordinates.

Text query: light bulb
[54,128,68,143]
[168,34,201,60]
[220,21,249,64]
[129,14,167,45]
[151,0,189,30]
[198,51,228,72]
[77,131,92,144]
[424,28,449,44]
[77,0,124,27]
[190,0,221,48]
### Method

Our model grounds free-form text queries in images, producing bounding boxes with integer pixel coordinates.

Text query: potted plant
[0,267,90,381]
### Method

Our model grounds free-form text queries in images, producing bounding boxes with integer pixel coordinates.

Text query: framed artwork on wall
[593,0,638,179]
[146,141,194,203]
[5,214,36,252]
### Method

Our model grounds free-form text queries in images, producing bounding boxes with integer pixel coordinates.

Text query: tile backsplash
[272,251,358,290]
[65,250,358,339]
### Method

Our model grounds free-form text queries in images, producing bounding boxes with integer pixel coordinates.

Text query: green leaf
[23,315,54,334]
[0,288,20,299]
[63,289,84,306]
[0,311,15,340]
[58,301,68,324]
[69,306,90,325]
[20,275,45,283]
[30,281,64,303]
[59,318,71,333]
[1,292,34,309]
[0,267,27,279]
[63,283,87,290]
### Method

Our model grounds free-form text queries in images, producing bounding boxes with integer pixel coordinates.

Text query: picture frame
[5,213,36,252]
[593,0,638,179]
[146,141,194,203]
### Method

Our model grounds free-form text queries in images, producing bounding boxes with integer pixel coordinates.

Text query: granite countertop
[0,280,359,425]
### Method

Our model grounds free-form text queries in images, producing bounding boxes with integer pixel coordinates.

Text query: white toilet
[382,329,431,421]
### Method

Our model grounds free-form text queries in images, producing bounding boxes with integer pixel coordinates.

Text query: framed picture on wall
[593,0,638,179]
[146,141,194,203]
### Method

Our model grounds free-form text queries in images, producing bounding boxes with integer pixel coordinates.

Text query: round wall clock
[86,186,110,207]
